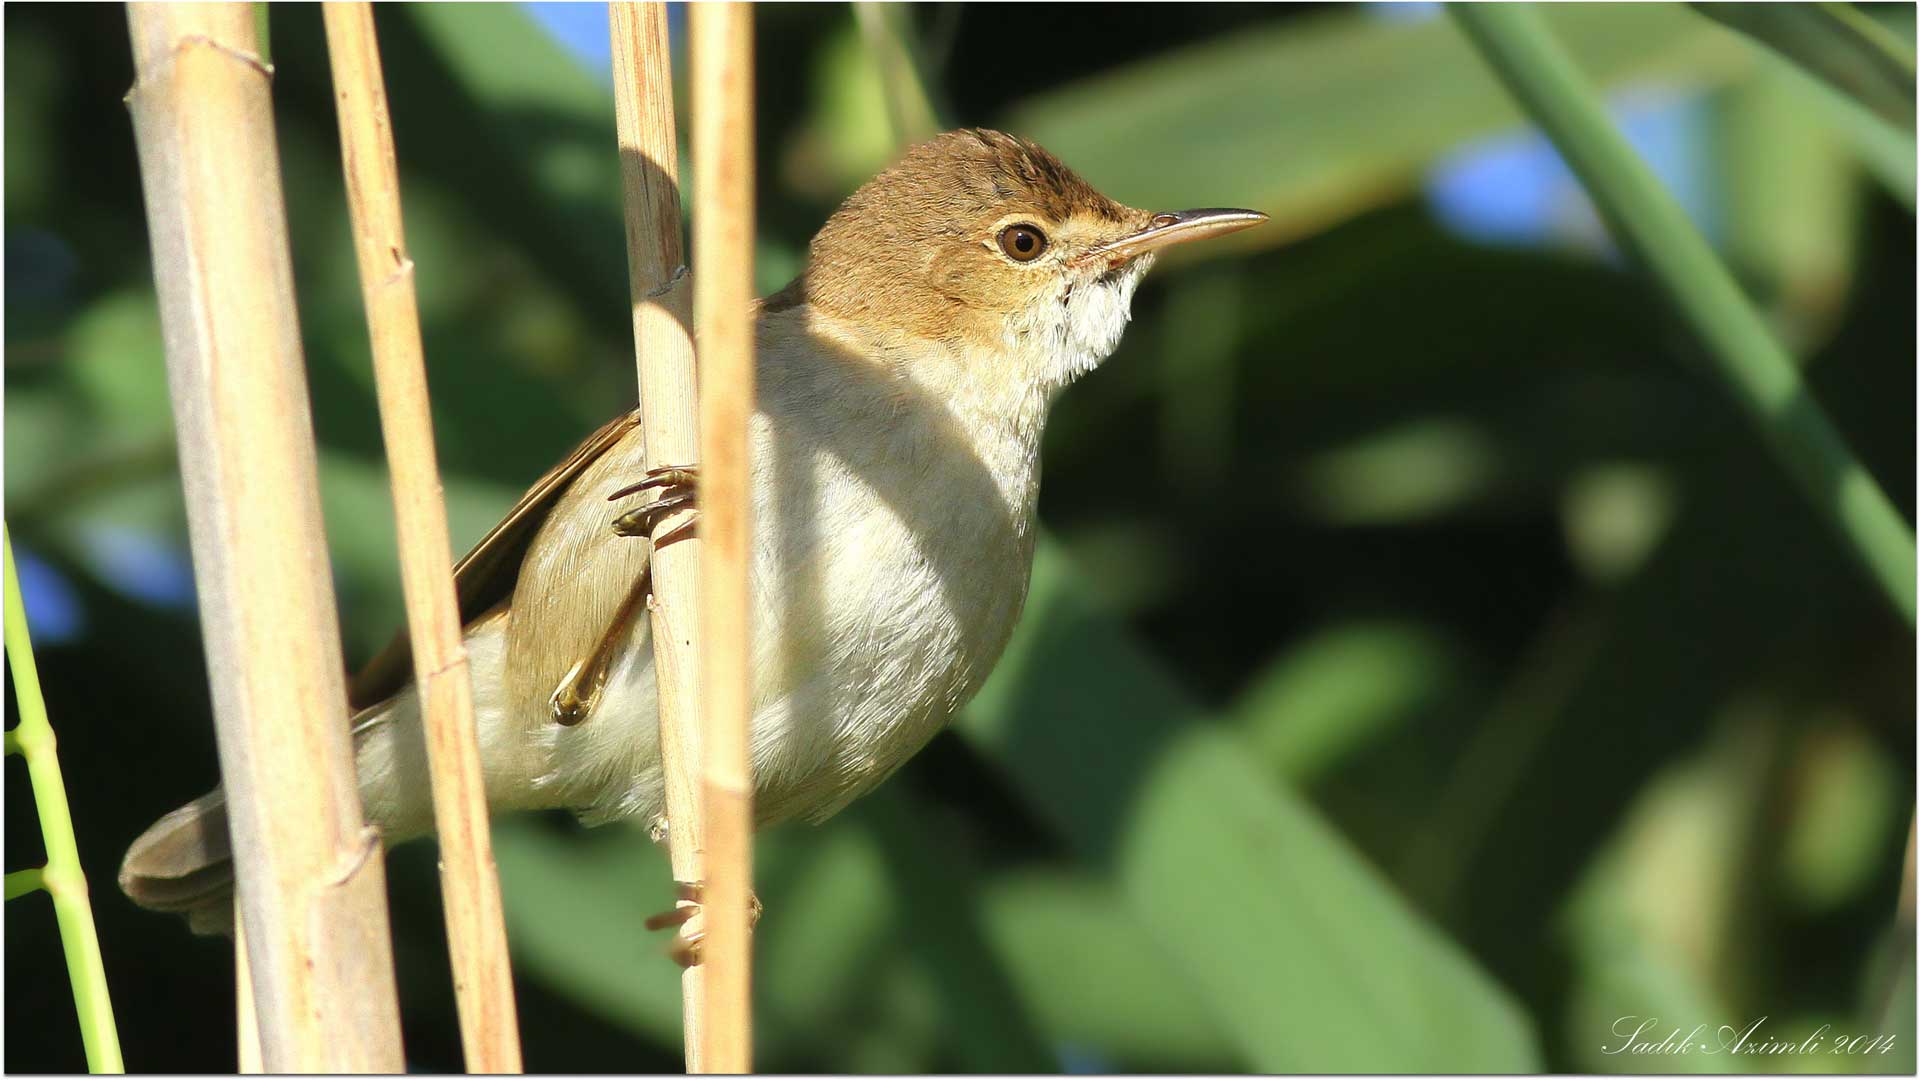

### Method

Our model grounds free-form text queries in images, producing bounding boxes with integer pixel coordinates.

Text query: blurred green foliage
[5,2,1914,1073]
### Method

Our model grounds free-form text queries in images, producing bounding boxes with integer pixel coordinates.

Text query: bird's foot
[610,465,700,544]
[644,879,762,969]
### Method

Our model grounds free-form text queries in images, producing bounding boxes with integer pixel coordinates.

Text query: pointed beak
[1083,207,1269,266]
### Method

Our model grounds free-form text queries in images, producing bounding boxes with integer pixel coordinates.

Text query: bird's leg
[610,465,700,546]
[643,880,763,969]
[548,561,653,726]
[550,466,700,726]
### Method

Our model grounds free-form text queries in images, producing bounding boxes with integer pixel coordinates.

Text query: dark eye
[998,223,1047,262]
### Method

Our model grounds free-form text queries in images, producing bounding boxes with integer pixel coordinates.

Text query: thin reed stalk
[1450,3,1917,628]
[124,4,404,1069]
[4,526,124,1074]
[609,2,710,1067]
[690,3,757,1071]
[322,4,524,1071]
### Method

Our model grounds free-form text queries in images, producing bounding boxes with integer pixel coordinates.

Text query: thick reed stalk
[235,913,260,1072]
[690,3,757,1071]
[123,4,405,1069]
[1450,3,1917,628]
[608,2,709,1067]
[4,527,124,1074]
[322,4,523,1071]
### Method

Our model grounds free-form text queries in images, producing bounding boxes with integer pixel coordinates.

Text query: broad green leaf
[64,291,171,443]
[1717,54,1865,346]
[1292,416,1503,526]
[1736,34,1917,209]
[1778,722,1902,914]
[490,818,684,1048]
[386,6,807,320]
[1229,619,1466,782]
[961,540,1540,1072]
[1691,2,1915,133]
[1561,463,1680,584]
[978,870,1235,1069]
[383,4,635,322]
[749,816,898,1061]
[1559,723,1760,1073]
[314,452,525,657]
[857,792,1058,1072]
[1866,907,1916,1075]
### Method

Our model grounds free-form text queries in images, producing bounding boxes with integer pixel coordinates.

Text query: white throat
[769,258,1152,532]
[1003,254,1154,396]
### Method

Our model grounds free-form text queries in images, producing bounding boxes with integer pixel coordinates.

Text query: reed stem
[608,2,711,1068]
[124,4,405,1068]
[235,912,261,1073]
[690,2,757,1070]
[323,4,524,1070]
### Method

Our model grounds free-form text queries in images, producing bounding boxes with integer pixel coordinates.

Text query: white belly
[741,436,1035,824]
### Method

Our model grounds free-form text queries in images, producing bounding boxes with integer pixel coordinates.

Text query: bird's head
[772,128,1265,395]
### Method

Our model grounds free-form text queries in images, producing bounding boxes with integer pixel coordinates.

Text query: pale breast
[529,308,1049,831]
[742,395,1038,825]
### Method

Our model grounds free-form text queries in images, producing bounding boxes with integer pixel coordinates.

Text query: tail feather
[119,790,235,936]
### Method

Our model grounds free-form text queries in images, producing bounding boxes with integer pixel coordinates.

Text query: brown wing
[346,409,643,711]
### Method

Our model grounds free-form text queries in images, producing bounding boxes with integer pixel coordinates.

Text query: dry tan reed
[124,3,403,1069]
[322,3,524,1071]
[608,1,711,1067]
[235,913,260,1072]
[690,3,757,1071]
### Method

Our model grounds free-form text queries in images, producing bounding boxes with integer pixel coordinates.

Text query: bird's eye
[998,223,1048,263]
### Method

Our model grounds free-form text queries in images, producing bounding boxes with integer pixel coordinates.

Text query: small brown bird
[121,128,1265,938]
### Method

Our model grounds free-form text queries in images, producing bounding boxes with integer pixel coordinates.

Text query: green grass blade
[1449,3,1916,628]
[5,525,125,1073]
[851,3,939,149]
[1691,2,1915,133]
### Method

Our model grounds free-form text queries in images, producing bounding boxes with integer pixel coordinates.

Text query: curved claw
[644,881,761,968]
[609,465,700,503]
[613,491,695,537]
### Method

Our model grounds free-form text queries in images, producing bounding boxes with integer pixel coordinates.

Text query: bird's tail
[119,789,235,936]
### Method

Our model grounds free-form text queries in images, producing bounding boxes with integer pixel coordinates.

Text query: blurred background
[6,2,1915,1072]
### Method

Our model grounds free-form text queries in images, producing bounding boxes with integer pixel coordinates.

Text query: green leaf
[977,870,1235,1069]
[314,452,526,659]
[380,4,635,323]
[856,792,1058,1072]
[490,819,685,1048]
[1691,2,1915,134]
[1716,54,1866,345]
[1778,723,1901,914]
[961,540,1540,1072]
[1229,619,1465,782]
[1559,725,1761,1073]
